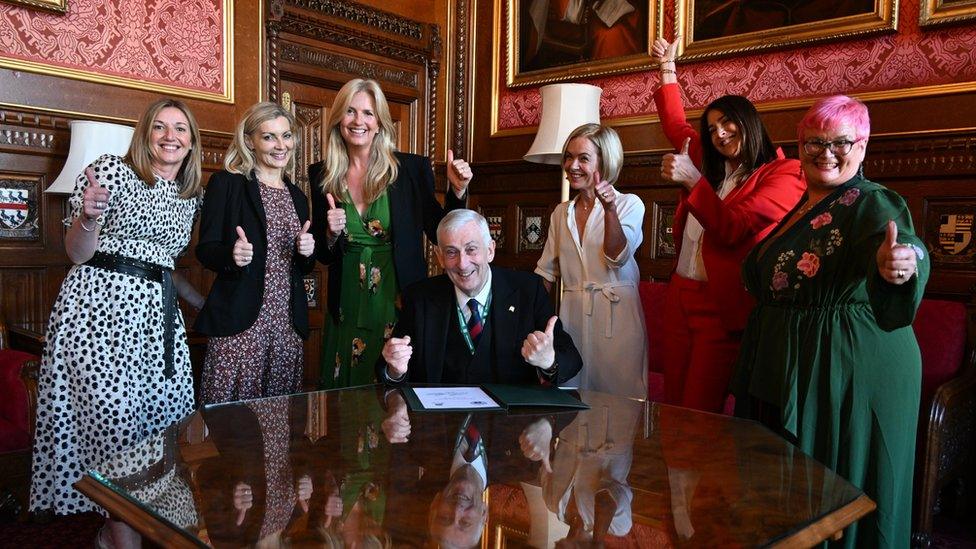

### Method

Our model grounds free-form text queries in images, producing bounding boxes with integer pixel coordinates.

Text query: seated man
[379,209,582,385]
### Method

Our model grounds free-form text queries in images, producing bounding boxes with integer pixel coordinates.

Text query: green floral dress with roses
[732,174,929,548]
[320,191,397,389]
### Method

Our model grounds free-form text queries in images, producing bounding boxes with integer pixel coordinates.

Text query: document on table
[408,387,503,411]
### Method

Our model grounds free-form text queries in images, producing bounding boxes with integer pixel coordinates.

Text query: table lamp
[524,83,602,202]
[46,120,134,194]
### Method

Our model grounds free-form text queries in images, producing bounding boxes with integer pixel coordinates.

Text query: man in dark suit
[378,209,582,385]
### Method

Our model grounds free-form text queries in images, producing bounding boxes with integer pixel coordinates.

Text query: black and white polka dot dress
[29,154,200,515]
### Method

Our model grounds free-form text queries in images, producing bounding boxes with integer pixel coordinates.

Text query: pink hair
[797,95,871,143]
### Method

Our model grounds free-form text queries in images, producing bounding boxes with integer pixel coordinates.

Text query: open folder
[402,384,589,412]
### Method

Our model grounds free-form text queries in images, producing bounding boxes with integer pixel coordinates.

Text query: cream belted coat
[536,193,648,399]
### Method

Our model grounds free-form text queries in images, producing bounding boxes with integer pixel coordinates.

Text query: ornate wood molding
[278,43,419,89]
[865,134,976,179]
[267,4,441,157]
[276,13,435,65]
[267,22,282,103]
[452,0,470,156]
[284,0,424,40]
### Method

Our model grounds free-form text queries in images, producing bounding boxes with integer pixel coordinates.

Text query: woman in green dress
[310,78,473,389]
[732,95,928,547]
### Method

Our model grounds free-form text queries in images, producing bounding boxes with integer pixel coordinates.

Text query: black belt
[84,251,177,379]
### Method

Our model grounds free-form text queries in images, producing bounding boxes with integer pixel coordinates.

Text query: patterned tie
[463,421,481,463]
[467,298,483,345]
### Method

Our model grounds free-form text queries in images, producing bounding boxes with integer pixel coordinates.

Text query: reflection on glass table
[76,386,874,548]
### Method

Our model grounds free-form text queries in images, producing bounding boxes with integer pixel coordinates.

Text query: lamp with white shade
[524,83,602,202]
[46,120,134,194]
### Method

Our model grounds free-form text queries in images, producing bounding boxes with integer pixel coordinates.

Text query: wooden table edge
[771,494,877,548]
[75,475,204,549]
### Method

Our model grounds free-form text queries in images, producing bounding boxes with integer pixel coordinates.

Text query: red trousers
[661,274,741,413]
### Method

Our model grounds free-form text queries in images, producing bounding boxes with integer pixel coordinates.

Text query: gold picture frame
[919,0,976,26]
[1,0,66,14]
[504,0,663,88]
[0,0,233,103]
[676,0,899,61]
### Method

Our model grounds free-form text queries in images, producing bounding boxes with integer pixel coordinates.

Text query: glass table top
[85,386,867,548]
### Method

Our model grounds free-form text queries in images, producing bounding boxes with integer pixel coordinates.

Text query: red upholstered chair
[911,298,976,547]
[0,320,37,453]
[0,319,40,518]
[639,281,668,402]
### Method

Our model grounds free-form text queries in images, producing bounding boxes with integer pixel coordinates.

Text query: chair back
[638,281,668,374]
[912,298,967,410]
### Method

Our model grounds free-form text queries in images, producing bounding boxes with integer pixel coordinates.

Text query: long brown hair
[124,98,203,198]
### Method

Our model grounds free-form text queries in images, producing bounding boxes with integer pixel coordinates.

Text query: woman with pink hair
[732,95,928,547]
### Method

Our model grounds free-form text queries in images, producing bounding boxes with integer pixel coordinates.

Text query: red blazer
[654,83,805,331]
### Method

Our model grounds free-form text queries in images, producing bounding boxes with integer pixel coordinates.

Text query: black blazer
[309,151,466,320]
[194,170,315,338]
[377,266,583,385]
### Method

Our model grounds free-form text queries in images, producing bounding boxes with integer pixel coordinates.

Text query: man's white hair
[437,209,491,246]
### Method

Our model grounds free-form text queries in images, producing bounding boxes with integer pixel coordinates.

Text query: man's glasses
[802,138,862,157]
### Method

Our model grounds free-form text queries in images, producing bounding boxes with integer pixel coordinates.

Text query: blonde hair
[125,98,202,199]
[317,79,399,204]
[561,123,624,185]
[225,102,297,176]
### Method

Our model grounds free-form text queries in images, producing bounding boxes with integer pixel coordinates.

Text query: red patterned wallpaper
[497,0,976,129]
[0,0,226,97]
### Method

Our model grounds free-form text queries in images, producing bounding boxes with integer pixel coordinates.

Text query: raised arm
[651,36,703,165]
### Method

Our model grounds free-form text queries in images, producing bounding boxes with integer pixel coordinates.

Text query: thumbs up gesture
[382,335,413,379]
[519,418,554,474]
[446,149,474,198]
[661,137,702,190]
[876,219,917,285]
[296,220,315,257]
[593,170,617,212]
[522,315,558,370]
[325,192,347,242]
[233,226,253,267]
[233,482,253,526]
[81,167,111,222]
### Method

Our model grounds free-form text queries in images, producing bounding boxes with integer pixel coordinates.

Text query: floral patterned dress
[320,191,397,389]
[732,174,929,547]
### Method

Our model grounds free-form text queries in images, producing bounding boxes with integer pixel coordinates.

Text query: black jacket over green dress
[732,174,929,548]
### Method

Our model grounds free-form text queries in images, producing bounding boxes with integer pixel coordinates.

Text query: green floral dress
[732,174,930,548]
[320,191,397,389]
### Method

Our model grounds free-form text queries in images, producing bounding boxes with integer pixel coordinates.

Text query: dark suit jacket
[309,151,466,320]
[377,266,583,385]
[194,170,315,338]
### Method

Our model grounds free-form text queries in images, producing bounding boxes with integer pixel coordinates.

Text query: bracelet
[79,217,97,232]
[661,69,676,75]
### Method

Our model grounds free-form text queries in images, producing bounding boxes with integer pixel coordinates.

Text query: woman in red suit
[652,37,804,412]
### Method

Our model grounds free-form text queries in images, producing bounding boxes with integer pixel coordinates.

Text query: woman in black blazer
[196,102,316,403]
[310,78,473,389]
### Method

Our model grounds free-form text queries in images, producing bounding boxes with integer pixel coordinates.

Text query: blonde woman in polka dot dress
[30,99,206,549]
[195,102,315,404]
